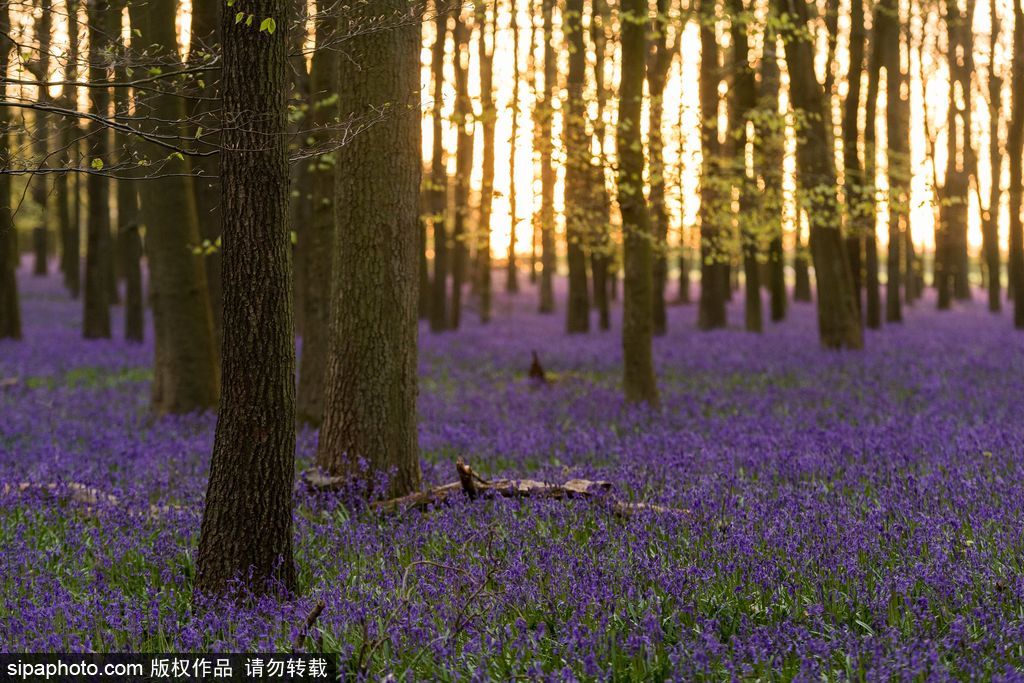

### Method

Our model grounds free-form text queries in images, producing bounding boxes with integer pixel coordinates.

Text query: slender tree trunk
[759,27,786,321]
[82,0,112,340]
[428,7,449,333]
[564,0,590,332]
[774,0,863,349]
[885,0,909,321]
[195,0,296,599]
[477,0,495,324]
[842,0,865,319]
[288,0,312,337]
[618,0,659,406]
[729,0,761,332]
[449,7,474,330]
[698,0,727,329]
[647,0,675,336]
[505,0,521,294]
[296,2,337,426]
[188,0,223,340]
[862,0,890,329]
[590,0,611,330]
[128,1,220,413]
[60,0,81,298]
[317,0,422,497]
[29,0,52,277]
[982,0,1002,313]
[1010,0,1024,327]
[537,0,556,313]
[0,7,20,339]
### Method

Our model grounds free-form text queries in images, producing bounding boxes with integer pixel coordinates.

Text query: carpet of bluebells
[3,265,1024,680]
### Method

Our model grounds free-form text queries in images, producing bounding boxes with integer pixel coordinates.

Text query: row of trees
[2,0,1024,594]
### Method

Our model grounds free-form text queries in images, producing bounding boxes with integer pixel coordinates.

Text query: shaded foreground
[3,270,1024,679]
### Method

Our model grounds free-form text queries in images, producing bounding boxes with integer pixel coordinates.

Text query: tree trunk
[195,0,297,599]
[590,0,611,330]
[729,0,761,333]
[317,0,423,497]
[296,1,337,426]
[82,0,112,340]
[0,7,20,340]
[982,0,1002,313]
[758,28,786,321]
[428,7,449,333]
[30,0,52,278]
[477,0,495,324]
[618,0,659,406]
[647,0,675,336]
[505,0,520,294]
[842,0,865,320]
[288,0,312,338]
[885,0,909,321]
[698,0,727,329]
[862,0,890,330]
[449,7,474,330]
[127,1,220,413]
[1010,0,1024,327]
[537,0,556,313]
[774,0,863,349]
[188,0,223,340]
[59,0,81,298]
[564,0,591,333]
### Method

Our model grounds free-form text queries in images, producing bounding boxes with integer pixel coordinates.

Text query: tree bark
[477,0,495,324]
[317,0,423,497]
[842,0,865,320]
[757,28,786,321]
[618,0,659,406]
[0,6,20,340]
[564,0,591,333]
[981,0,1001,313]
[1010,0,1024,327]
[647,0,675,336]
[774,0,863,349]
[537,0,556,313]
[590,0,611,330]
[127,0,220,412]
[296,1,338,426]
[698,0,727,329]
[195,0,297,599]
[449,7,474,330]
[30,0,52,278]
[885,0,909,321]
[862,0,891,329]
[59,0,81,298]
[428,6,449,333]
[82,0,112,340]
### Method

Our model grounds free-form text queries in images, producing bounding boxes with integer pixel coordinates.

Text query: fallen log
[304,459,689,517]
[0,377,19,389]
[1,481,185,518]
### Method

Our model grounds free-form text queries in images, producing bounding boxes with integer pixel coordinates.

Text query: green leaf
[245,13,254,26]
[90,158,104,170]
[259,17,276,34]
[235,11,244,23]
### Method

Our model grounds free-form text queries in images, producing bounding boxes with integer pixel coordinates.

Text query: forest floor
[3,266,1024,679]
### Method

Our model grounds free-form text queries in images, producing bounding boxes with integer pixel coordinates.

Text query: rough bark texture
[1010,0,1024,327]
[128,0,219,412]
[82,0,112,340]
[0,6,19,340]
[618,0,659,406]
[316,0,423,498]
[449,8,474,330]
[537,0,556,313]
[195,0,297,599]
[698,0,727,330]
[477,0,495,324]
[428,7,449,333]
[757,29,786,322]
[728,0,761,333]
[564,0,590,333]
[774,0,863,349]
[296,3,337,427]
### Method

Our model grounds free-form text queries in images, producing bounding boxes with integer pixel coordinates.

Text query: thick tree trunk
[477,0,495,324]
[729,0,761,333]
[428,7,449,333]
[1010,0,1024,327]
[127,1,219,412]
[82,0,112,340]
[317,0,423,497]
[195,0,296,599]
[537,0,556,313]
[296,2,337,426]
[0,8,20,340]
[618,0,659,406]
[774,0,863,349]
[698,0,727,329]
[758,28,786,321]
[564,0,590,333]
